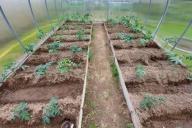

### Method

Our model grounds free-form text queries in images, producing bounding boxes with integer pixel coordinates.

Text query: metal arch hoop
[153,0,170,39]
[171,19,192,50]
[0,6,26,50]
[145,0,152,24]
[27,0,40,30]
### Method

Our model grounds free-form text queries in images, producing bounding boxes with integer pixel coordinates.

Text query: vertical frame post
[0,6,26,50]
[44,0,54,29]
[145,0,152,24]
[171,19,192,50]
[153,0,170,39]
[27,0,40,30]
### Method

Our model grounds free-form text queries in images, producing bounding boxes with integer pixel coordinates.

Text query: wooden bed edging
[77,24,93,128]
[0,21,65,87]
[103,23,143,128]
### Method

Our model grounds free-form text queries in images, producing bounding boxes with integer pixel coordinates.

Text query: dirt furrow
[83,24,131,128]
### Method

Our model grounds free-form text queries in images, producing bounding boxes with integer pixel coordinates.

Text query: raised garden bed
[0,22,92,128]
[105,19,192,128]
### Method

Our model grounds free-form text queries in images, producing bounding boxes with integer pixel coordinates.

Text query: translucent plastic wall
[0,0,192,72]
[0,0,61,71]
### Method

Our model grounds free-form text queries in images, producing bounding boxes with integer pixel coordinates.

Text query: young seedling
[42,97,60,124]
[80,13,91,23]
[48,41,61,53]
[140,94,165,110]
[57,58,76,73]
[139,31,152,46]
[0,62,16,81]
[35,62,52,77]
[70,44,82,54]
[25,43,35,53]
[12,102,31,121]
[118,33,133,43]
[76,29,85,40]
[135,64,145,79]
[165,50,183,65]
[37,29,45,39]
[127,123,134,128]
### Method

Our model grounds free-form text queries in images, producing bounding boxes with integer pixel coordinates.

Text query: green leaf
[135,64,145,79]
[12,102,31,121]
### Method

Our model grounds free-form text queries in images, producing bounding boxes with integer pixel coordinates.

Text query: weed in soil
[35,62,52,77]
[118,32,133,43]
[37,29,45,39]
[42,97,60,124]
[88,122,97,128]
[139,31,152,46]
[127,123,134,128]
[165,50,183,65]
[12,102,31,121]
[70,44,82,54]
[140,94,165,110]
[76,29,85,40]
[111,62,119,80]
[24,43,35,53]
[88,49,93,61]
[135,64,145,79]
[57,58,76,73]
[48,41,62,53]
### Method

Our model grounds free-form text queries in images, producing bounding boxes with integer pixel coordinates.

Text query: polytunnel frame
[0,0,63,83]
[171,19,192,51]
[27,0,40,30]
[0,6,26,50]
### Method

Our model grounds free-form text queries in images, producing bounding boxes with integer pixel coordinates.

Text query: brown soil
[115,48,166,66]
[4,64,85,90]
[106,24,132,34]
[111,39,159,49]
[109,33,143,40]
[37,41,89,53]
[0,97,80,126]
[59,24,91,30]
[26,51,86,65]
[56,29,90,35]
[48,35,90,42]
[121,65,189,85]
[130,93,192,128]
[0,83,82,103]
[83,24,131,128]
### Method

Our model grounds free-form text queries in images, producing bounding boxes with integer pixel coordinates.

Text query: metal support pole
[27,0,40,30]
[61,0,63,16]
[145,0,152,24]
[44,0,53,29]
[55,0,59,20]
[171,19,192,50]
[107,0,110,20]
[0,6,26,50]
[153,0,170,39]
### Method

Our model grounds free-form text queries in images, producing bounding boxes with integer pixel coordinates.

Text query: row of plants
[12,97,60,124]
[0,17,92,127]
[106,16,192,127]
[0,14,92,82]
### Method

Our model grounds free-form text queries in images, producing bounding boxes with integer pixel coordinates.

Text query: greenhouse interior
[0,0,192,128]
